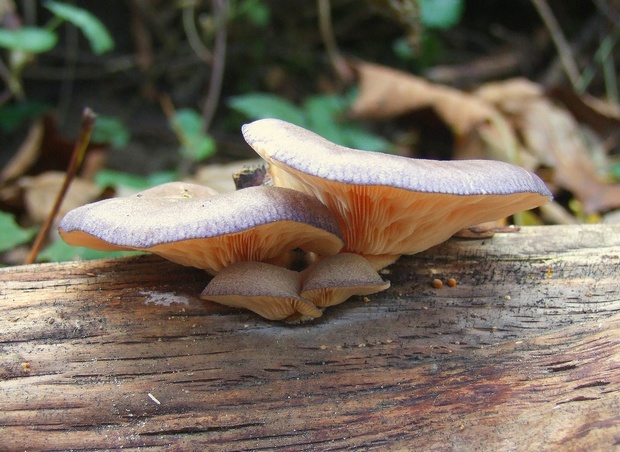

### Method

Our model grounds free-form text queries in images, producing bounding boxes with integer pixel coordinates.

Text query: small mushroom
[242,118,552,269]
[301,253,390,308]
[200,261,322,320]
[58,183,344,273]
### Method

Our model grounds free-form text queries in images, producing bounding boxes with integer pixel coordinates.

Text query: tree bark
[1,224,619,450]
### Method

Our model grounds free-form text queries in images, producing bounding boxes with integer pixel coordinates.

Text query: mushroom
[200,253,389,321]
[135,181,220,198]
[301,253,390,308]
[200,261,322,321]
[58,183,344,273]
[242,118,552,269]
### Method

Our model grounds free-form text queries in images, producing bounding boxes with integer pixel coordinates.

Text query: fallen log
[1,224,619,450]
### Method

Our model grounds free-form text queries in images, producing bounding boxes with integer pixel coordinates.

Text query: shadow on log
[1,224,619,450]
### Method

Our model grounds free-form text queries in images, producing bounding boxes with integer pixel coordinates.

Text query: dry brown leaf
[0,119,45,184]
[19,171,104,224]
[348,61,524,165]
[478,78,620,213]
[347,62,619,214]
[349,61,499,136]
[474,78,543,114]
[522,102,620,213]
[549,87,620,137]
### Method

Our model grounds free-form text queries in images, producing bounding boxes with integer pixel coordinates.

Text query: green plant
[228,92,394,153]
[38,239,142,263]
[229,0,270,27]
[91,115,131,150]
[0,211,37,254]
[391,0,463,66]
[419,0,464,29]
[94,169,178,192]
[0,1,114,100]
[170,109,217,163]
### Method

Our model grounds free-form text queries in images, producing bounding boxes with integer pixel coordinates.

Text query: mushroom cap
[200,261,322,320]
[58,184,344,273]
[242,118,552,266]
[135,181,220,198]
[301,253,390,308]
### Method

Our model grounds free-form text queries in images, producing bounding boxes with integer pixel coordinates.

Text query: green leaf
[0,211,37,253]
[0,27,57,53]
[182,134,216,161]
[611,162,620,181]
[39,238,142,263]
[0,101,49,133]
[392,37,416,61]
[44,1,114,54]
[304,94,393,152]
[419,0,464,29]
[91,115,130,149]
[170,109,217,162]
[304,95,347,144]
[237,0,271,26]
[228,93,307,127]
[339,125,394,153]
[94,169,177,191]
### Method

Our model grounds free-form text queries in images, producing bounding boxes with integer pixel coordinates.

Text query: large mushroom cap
[59,183,343,273]
[242,118,552,268]
[301,253,390,308]
[135,181,220,198]
[200,261,322,321]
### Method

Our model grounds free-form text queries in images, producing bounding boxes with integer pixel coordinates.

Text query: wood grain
[1,224,619,450]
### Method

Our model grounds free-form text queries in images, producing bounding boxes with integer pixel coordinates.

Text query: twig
[201,0,228,134]
[576,27,620,95]
[317,0,341,77]
[593,0,620,28]
[24,108,96,265]
[601,38,618,104]
[182,0,213,63]
[531,0,580,88]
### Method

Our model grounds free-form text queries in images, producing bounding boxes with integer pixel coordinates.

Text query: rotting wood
[1,224,619,450]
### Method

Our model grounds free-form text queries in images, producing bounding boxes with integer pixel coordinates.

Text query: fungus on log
[242,118,552,269]
[59,183,344,274]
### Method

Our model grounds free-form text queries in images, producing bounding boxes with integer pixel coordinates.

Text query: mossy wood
[1,224,619,450]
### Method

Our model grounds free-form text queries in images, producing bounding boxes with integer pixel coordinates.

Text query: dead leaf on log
[477,79,620,213]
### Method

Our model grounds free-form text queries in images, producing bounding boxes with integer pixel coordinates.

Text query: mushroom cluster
[58,119,552,321]
[201,253,390,321]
